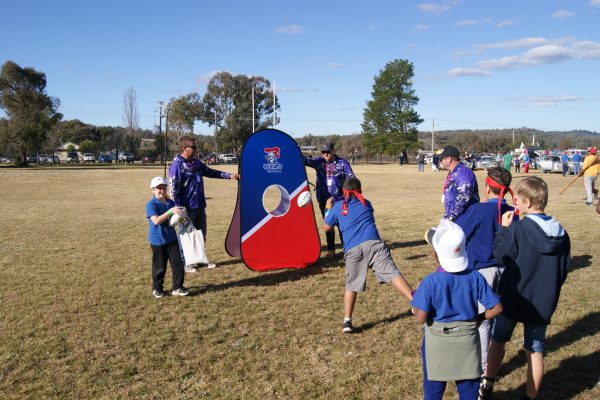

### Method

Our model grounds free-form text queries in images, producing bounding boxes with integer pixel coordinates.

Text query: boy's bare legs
[390,276,414,300]
[344,290,357,319]
[485,339,506,378]
[525,351,544,398]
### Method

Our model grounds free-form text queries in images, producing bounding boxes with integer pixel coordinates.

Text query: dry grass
[0,163,598,399]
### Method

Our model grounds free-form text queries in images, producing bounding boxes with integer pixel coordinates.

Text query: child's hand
[501,211,515,227]
[170,206,184,216]
[325,197,334,209]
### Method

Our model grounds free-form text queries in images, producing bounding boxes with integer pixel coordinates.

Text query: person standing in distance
[169,136,240,270]
[580,146,599,206]
[439,145,480,222]
[305,143,354,258]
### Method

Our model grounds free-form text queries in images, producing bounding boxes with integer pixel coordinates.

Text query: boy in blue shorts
[456,167,516,372]
[323,176,413,333]
[412,220,502,399]
[480,176,570,400]
[146,176,189,298]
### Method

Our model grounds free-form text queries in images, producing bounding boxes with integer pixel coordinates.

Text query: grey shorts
[344,239,402,292]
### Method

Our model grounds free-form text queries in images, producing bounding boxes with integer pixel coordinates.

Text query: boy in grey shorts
[324,176,413,333]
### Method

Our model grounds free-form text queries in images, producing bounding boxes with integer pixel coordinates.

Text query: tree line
[2,59,597,166]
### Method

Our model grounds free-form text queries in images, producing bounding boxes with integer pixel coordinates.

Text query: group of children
[145,163,571,399]
[326,168,570,400]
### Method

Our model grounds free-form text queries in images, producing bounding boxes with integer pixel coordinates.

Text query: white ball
[169,213,183,226]
[297,191,312,207]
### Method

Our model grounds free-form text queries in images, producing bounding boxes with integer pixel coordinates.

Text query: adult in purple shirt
[439,145,480,222]
[305,142,354,257]
[169,136,239,269]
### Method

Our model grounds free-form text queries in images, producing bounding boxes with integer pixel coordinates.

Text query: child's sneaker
[207,263,218,269]
[185,265,198,273]
[342,320,355,333]
[152,289,165,298]
[171,287,190,296]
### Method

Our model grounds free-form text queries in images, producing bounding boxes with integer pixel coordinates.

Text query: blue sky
[2,0,599,137]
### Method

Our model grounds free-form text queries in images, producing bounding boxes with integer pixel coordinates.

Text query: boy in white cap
[411,219,502,400]
[146,176,189,298]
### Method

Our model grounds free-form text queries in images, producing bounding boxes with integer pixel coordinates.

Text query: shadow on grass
[569,254,592,271]
[192,265,328,293]
[493,349,600,400]
[387,239,428,250]
[496,311,600,398]
[356,310,413,333]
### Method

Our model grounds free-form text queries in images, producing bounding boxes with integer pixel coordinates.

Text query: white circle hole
[262,184,290,217]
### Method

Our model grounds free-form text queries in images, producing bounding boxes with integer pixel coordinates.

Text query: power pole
[512,128,515,145]
[157,101,165,170]
[214,111,219,165]
[273,81,276,127]
[164,106,169,178]
[252,87,255,132]
[431,118,435,152]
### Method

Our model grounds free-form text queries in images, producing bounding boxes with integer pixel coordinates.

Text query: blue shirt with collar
[324,197,380,252]
[146,196,178,246]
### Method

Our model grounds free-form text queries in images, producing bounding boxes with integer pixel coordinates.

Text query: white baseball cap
[150,176,168,188]
[425,219,468,273]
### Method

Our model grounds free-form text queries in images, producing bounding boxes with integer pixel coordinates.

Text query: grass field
[0,163,598,399]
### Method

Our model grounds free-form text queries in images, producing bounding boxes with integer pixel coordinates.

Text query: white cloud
[415,24,430,31]
[552,10,575,19]
[274,24,304,35]
[453,19,478,27]
[417,2,451,14]
[589,0,600,7]
[196,70,222,84]
[64,65,72,72]
[329,62,344,69]
[452,39,600,75]
[476,37,549,50]
[496,18,517,28]
[447,67,492,77]
[509,95,583,107]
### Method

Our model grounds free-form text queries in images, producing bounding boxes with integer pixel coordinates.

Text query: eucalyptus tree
[0,61,62,165]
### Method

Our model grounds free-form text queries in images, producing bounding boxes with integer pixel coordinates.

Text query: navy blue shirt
[305,155,354,202]
[411,269,500,323]
[324,197,380,252]
[455,199,515,270]
[146,197,178,246]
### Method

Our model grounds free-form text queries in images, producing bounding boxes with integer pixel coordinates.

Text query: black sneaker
[478,376,496,400]
[342,320,355,333]
[152,289,165,299]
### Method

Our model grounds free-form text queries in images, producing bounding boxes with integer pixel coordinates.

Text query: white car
[537,156,563,174]
[83,153,96,163]
[219,153,237,163]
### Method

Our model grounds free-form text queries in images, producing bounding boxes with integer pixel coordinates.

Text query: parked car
[0,156,10,164]
[477,155,496,170]
[537,156,563,174]
[38,154,48,163]
[98,154,112,164]
[142,155,155,164]
[46,154,60,164]
[204,153,217,164]
[118,152,134,164]
[66,152,80,163]
[83,153,96,163]
[219,153,237,163]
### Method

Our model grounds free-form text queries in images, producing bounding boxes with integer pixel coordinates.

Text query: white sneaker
[207,263,218,269]
[185,265,198,273]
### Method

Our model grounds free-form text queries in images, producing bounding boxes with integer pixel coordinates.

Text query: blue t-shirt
[146,197,178,246]
[324,197,380,252]
[411,269,500,323]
